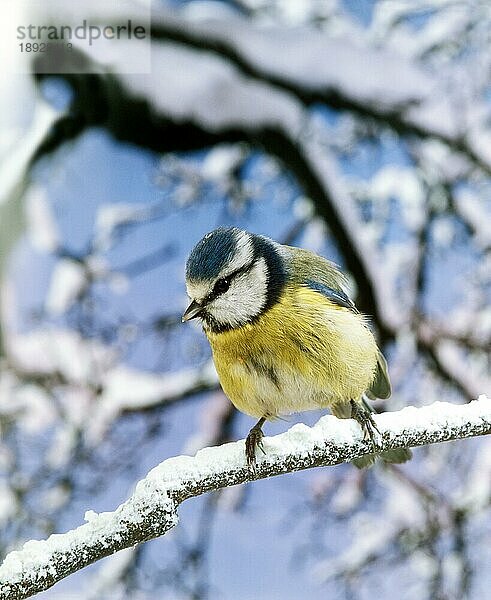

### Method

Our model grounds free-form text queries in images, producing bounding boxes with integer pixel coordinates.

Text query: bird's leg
[245,417,266,468]
[350,400,380,449]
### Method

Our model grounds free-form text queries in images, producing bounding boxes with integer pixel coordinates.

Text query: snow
[0,482,17,525]
[3,323,220,440]
[406,93,463,140]
[380,468,425,528]
[0,491,177,592]
[293,196,315,220]
[435,341,491,398]
[417,139,469,183]
[299,137,404,330]
[0,101,58,208]
[0,4,489,595]
[5,383,57,433]
[40,485,70,513]
[5,328,116,384]
[411,549,438,579]
[468,129,491,171]
[46,424,79,469]
[183,1,243,21]
[184,392,231,454]
[21,4,491,184]
[84,39,304,135]
[25,186,60,253]
[299,218,328,254]
[368,165,425,231]
[313,518,396,580]
[0,397,490,594]
[143,6,491,160]
[143,396,491,493]
[156,11,429,109]
[0,368,58,432]
[442,551,464,591]
[432,218,455,247]
[45,259,87,315]
[0,3,35,135]
[456,438,491,510]
[201,144,245,181]
[329,471,363,515]
[381,3,467,59]
[86,360,218,441]
[95,203,153,251]
[154,9,491,174]
[454,188,491,249]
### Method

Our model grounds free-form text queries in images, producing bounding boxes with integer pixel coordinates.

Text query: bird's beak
[182,300,203,322]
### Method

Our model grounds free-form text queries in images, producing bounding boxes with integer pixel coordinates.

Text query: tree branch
[1,397,490,599]
[147,9,491,175]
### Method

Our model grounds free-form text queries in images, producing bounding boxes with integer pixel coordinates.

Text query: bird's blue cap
[186,227,241,281]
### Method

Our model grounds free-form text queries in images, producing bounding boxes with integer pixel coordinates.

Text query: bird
[182,227,411,468]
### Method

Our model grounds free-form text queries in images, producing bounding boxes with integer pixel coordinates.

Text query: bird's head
[183,227,287,332]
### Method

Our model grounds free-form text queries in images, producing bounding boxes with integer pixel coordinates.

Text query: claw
[350,400,379,450]
[245,418,266,468]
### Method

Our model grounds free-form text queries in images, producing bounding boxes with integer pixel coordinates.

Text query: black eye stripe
[226,261,255,282]
[207,261,256,302]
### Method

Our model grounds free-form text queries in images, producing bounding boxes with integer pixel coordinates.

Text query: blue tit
[183,227,411,468]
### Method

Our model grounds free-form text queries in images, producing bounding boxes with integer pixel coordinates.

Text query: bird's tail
[351,397,412,469]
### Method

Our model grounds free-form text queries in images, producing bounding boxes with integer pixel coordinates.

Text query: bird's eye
[214,277,230,295]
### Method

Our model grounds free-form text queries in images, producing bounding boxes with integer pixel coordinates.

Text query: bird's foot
[350,400,380,449]
[246,418,266,468]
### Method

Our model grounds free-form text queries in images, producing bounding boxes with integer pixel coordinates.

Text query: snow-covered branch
[148,9,491,173]
[1,397,490,600]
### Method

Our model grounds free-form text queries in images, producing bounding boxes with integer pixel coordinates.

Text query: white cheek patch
[186,230,254,305]
[208,257,268,327]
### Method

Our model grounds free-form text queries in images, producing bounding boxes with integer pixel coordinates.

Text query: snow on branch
[148,9,491,172]
[1,397,490,600]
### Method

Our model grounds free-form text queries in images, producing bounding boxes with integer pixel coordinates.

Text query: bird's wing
[286,247,356,309]
[287,246,392,400]
[304,279,357,312]
[287,247,350,290]
[368,351,392,399]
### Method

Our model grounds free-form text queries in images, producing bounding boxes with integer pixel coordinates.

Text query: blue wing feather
[305,279,357,312]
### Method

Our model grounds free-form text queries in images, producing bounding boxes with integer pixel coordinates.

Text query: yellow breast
[206,285,378,418]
